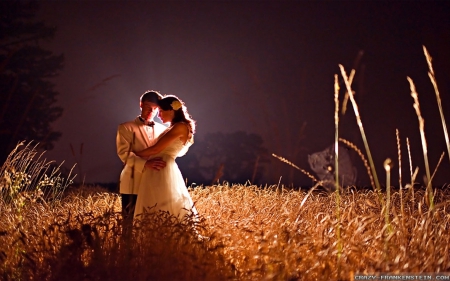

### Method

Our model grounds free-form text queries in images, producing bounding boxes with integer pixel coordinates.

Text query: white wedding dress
[134,127,198,220]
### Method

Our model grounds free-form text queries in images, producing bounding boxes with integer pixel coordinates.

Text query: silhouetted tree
[0,1,64,161]
[177,131,269,185]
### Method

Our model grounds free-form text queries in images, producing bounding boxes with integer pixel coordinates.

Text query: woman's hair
[158,95,196,134]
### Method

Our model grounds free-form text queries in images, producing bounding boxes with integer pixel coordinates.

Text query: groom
[116,90,167,231]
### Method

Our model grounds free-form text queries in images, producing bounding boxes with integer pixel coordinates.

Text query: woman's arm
[136,123,189,158]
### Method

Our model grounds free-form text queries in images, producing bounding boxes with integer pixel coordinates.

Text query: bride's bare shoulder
[171,122,191,141]
[172,122,190,131]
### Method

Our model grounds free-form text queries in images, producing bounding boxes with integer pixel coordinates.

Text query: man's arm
[116,124,147,173]
[117,124,166,171]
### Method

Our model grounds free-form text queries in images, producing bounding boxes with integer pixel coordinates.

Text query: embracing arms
[116,124,166,171]
[136,123,189,158]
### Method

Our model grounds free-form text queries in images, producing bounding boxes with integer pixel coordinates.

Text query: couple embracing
[116,90,198,228]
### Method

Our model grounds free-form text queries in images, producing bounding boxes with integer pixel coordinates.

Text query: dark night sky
[37,1,450,187]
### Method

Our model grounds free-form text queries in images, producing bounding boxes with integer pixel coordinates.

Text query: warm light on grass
[339,64,382,203]
[0,141,76,205]
[334,74,343,275]
[2,46,450,280]
[383,158,393,235]
[407,76,433,210]
[423,46,450,165]
[271,153,318,183]
[2,184,450,280]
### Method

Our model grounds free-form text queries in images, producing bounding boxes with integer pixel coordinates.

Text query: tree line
[0,1,63,162]
[177,131,270,186]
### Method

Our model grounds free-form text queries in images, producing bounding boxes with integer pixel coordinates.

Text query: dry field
[1,182,450,280]
[1,46,449,280]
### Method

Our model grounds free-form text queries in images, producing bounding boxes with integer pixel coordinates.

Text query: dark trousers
[121,193,137,237]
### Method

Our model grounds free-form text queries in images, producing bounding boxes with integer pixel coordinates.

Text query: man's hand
[144,157,166,171]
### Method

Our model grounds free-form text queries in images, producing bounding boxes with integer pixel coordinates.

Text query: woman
[134,95,198,220]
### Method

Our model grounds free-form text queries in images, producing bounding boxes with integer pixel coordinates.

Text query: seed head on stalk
[338,64,382,203]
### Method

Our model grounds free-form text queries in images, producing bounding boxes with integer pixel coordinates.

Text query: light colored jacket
[116,117,167,194]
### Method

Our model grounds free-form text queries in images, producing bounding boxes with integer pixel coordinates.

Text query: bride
[134,95,198,220]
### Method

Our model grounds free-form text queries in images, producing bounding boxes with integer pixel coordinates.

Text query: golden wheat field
[2,46,450,280]
[1,182,450,281]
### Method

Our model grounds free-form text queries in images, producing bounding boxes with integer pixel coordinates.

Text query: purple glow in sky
[37,1,450,186]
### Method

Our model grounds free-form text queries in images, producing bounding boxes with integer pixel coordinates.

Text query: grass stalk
[429,152,445,187]
[338,64,382,203]
[271,153,318,183]
[407,77,433,210]
[383,158,393,235]
[396,129,404,225]
[423,46,450,165]
[338,138,375,189]
[396,129,403,190]
[334,74,342,272]
[341,68,356,115]
[334,74,340,193]
[406,137,415,203]
[383,158,393,265]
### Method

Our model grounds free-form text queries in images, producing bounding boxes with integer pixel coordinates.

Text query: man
[116,90,167,231]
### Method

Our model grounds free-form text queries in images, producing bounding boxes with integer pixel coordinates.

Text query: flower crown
[171,100,182,110]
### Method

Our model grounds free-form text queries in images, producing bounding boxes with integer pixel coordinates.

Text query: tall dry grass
[1,46,450,280]
[0,141,75,205]
[0,185,231,280]
[1,183,450,280]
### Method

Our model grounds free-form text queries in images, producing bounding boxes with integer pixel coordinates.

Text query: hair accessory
[171,100,182,110]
